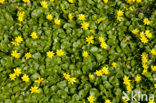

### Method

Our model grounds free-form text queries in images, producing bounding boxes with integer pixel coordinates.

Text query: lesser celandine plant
[0,0,155,102]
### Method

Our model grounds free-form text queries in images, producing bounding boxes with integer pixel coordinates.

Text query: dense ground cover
[0,0,156,103]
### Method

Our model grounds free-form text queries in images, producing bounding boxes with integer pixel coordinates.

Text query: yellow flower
[151,49,156,55]
[30,86,39,93]
[127,84,132,91]
[126,0,135,4]
[56,49,64,56]
[68,0,74,3]
[154,84,156,88]
[87,95,95,103]
[142,68,147,75]
[23,0,30,3]
[40,1,48,8]
[98,37,105,43]
[146,32,152,38]
[141,52,148,63]
[122,97,129,103]
[103,0,108,3]
[68,13,73,20]
[89,73,93,79]
[17,11,25,22]
[0,0,5,3]
[17,7,23,11]
[25,52,32,59]
[117,16,122,21]
[136,0,141,3]
[9,73,16,81]
[112,62,117,68]
[101,42,107,49]
[143,64,148,70]
[22,74,30,82]
[46,14,53,20]
[30,32,38,39]
[148,101,155,103]
[86,36,94,44]
[54,18,61,25]
[97,17,103,24]
[14,68,21,76]
[78,14,85,21]
[117,10,124,17]
[18,23,22,26]
[11,50,20,58]
[81,22,89,30]
[90,30,95,34]
[135,75,141,82]
[145,30,149,34]
[140,32,145,37]
[18,24,22,27]
[15,36,23,43]
[132,29,139,35]
[143,18,150,25]
[101,67,109,75]
[95,70,103,76]
[63,73,70,80]
[141,52,148,58]
[123,76,131,85]
[68,77,76,84]
[50,0,54,2]
[18,11,25,17]
[47,51,55,58]
[145,30,152,38]
[151,65,156,71]
[11,40,19,46]
[35,77,44,85]
[140,36,148,44]
[105,99,111,103]
[18,16,24,22]
[82,51,89,57]
[129,7,133,11]
[142,57,147,64]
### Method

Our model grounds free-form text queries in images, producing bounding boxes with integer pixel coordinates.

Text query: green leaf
[31,7,43,18]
